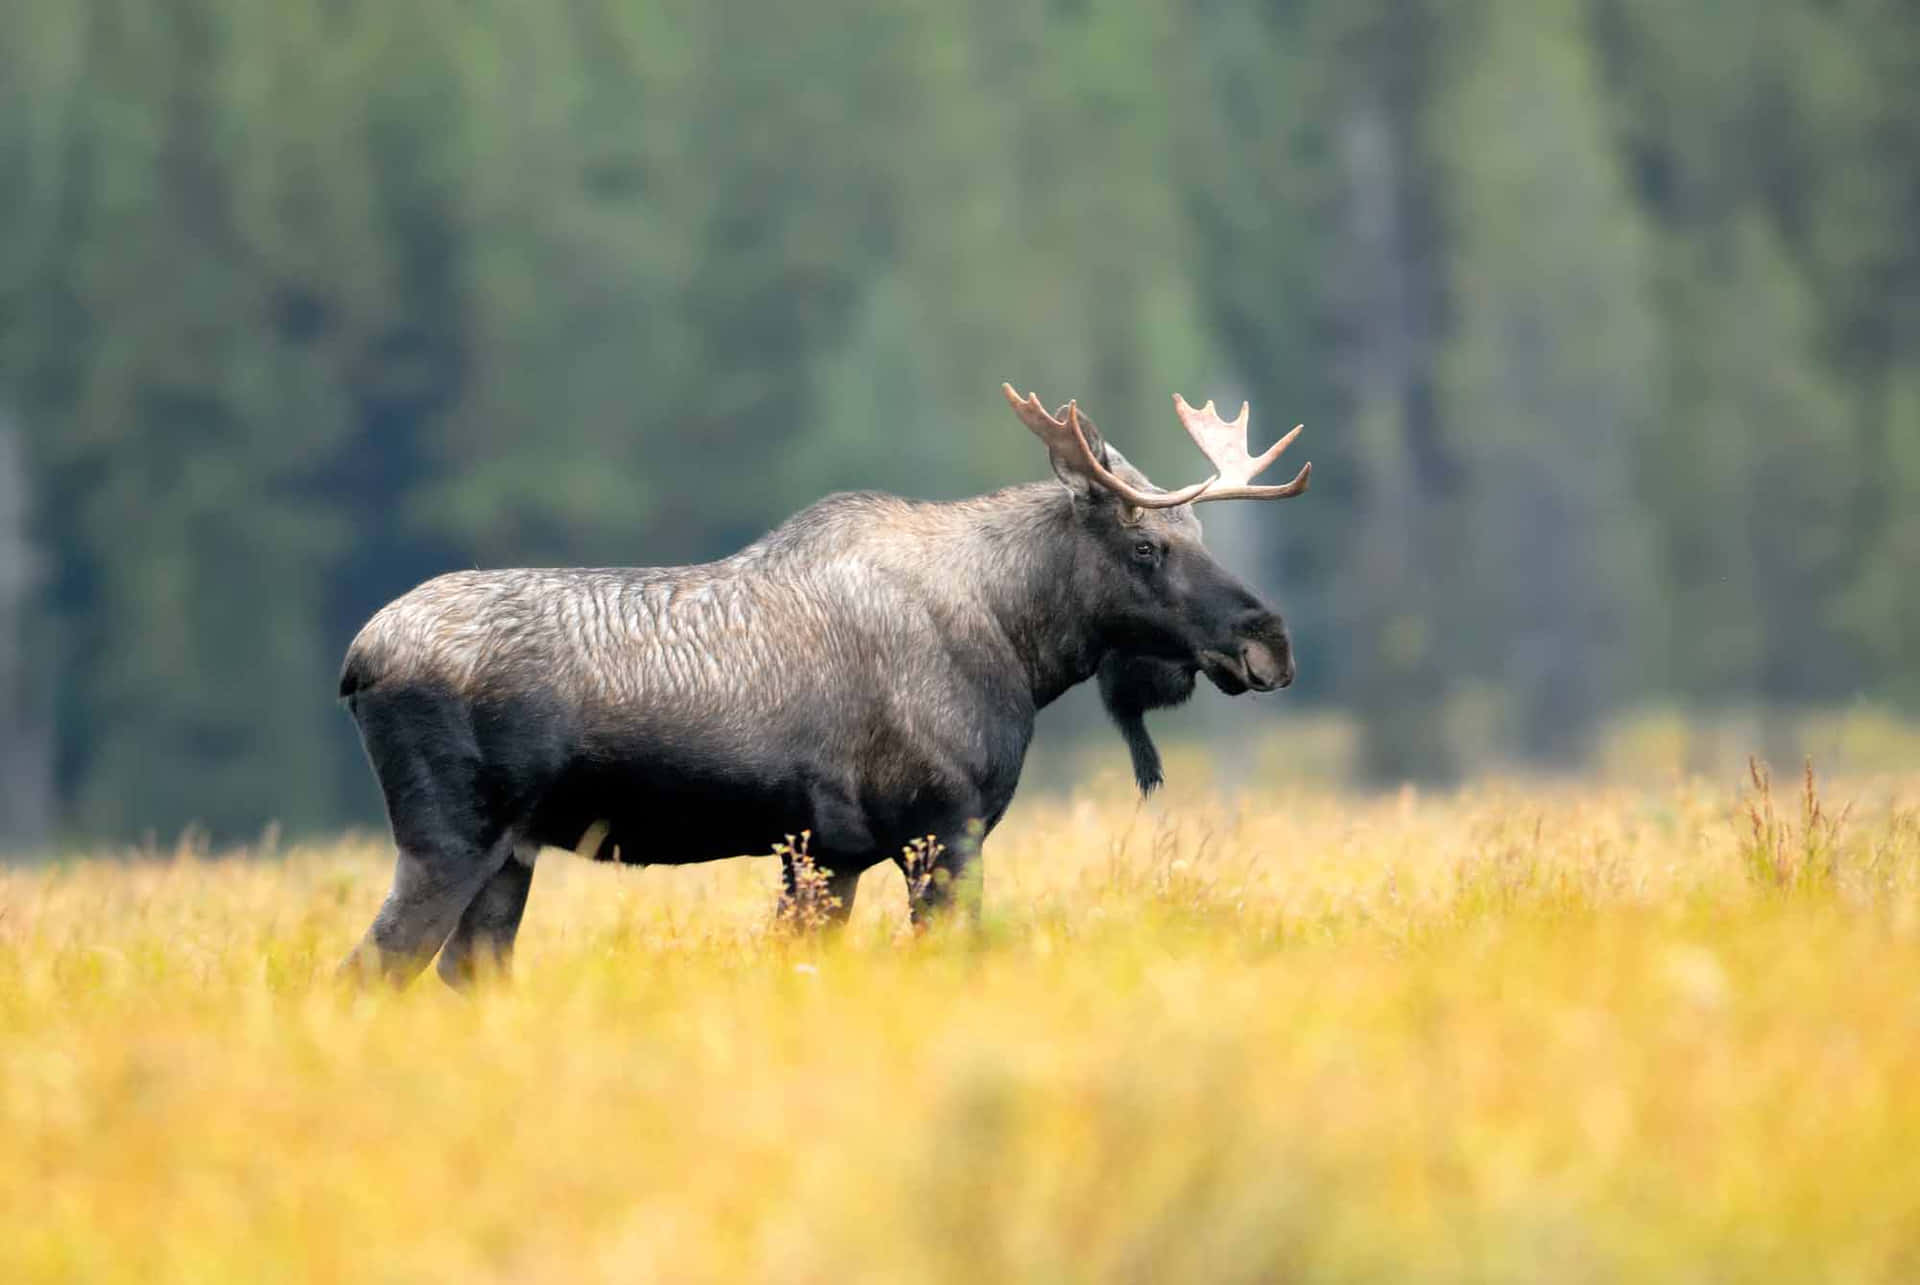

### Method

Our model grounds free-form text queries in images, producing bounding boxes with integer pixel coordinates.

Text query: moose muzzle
[1200,615,1295,695]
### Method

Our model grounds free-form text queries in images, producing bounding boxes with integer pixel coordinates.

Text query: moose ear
[1050,403,1110,465]
[999,384,1129,506]
[1045,403,1111,498]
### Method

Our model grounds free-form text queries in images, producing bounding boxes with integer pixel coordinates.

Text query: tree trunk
[1329,93,1457,784]
[0,414,51,854]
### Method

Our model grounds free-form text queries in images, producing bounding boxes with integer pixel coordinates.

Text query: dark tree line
[2,0,1915,843]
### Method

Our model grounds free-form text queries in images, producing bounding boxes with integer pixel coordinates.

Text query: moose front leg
[898,817,989,928]
[776,855,863,930]
[774,785,876,931]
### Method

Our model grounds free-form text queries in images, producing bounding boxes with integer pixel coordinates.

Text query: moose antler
[1168,394,1311,503]
[1000,382,1309,509]
[1001,383,1207,506]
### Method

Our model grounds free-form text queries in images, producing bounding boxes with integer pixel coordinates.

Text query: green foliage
[1434,0,1661,762]
[0,0,1915,838]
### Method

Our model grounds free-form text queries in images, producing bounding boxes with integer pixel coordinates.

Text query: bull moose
[338,384,1310,986]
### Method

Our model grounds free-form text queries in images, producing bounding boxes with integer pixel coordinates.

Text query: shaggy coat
[340,410,1298,986]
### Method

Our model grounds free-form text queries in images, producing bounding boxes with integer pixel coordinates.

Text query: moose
[338,384,1310,986]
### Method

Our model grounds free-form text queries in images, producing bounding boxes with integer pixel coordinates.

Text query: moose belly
[523,743,823,866]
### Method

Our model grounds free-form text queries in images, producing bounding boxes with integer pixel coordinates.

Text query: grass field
[5,760,1920,1282]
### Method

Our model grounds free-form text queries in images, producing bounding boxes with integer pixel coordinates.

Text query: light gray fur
[347,469,1196,739]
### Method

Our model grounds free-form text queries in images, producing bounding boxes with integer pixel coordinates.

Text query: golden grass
[5,765,1920,1282]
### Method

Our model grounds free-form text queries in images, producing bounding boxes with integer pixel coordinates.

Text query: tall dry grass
[4,765,1920,1282]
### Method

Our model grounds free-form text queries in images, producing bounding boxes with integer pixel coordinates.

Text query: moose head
[1001,383,1309,788]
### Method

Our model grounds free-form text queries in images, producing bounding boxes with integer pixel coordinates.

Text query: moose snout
[1239,637,1294,691]
[1236,616,1295,692]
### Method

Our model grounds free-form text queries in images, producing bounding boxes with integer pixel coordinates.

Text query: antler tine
[1000,382,1206,509]
[1171,393,1311,503]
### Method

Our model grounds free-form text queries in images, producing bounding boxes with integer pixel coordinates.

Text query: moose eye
[1131,540,1158,564]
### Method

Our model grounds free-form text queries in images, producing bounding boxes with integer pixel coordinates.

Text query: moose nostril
[1252,634,1296,690]
[1239,640,1289,691]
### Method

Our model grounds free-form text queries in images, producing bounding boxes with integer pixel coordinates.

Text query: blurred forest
[1,0,1916,844]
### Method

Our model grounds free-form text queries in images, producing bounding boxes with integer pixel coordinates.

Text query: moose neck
[962,484,1112,710]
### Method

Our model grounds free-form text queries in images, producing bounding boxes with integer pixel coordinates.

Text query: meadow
[4,756,1919,1283]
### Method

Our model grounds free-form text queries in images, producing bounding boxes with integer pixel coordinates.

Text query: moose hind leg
[342,834,511,987]
[438,845,537,989]
[340,682,524,987]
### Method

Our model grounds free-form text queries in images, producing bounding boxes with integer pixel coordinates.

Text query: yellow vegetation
[5,765,1920,1282]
